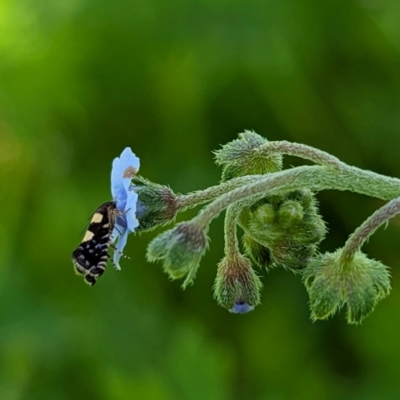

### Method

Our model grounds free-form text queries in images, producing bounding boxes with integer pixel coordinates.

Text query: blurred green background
[1,0,400,399]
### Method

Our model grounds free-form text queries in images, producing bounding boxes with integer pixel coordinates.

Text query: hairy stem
[177,175,260,211]
[194,165,400,230]
[341,196,400,262]
[260,141,345,169]
[176,141,348,212]
[224,205,242,260]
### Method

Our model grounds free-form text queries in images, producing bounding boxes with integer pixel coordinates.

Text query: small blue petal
[115,214,127,229]
[111,147,140,208]
[119,147,140,191]
[229,302,254,314]
[111,224,129,270]
[111,158,125,207]
[125,190,139,232]
[109,148,140,270]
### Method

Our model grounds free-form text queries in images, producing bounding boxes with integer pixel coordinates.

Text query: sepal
[147,221,208,288]
[242,233,271,269]
[303,250,391,324]
[132,176,178,232]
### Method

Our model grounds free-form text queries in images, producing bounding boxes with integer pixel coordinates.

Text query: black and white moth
[72,201,120,285]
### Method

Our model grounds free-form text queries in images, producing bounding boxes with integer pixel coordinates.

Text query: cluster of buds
[239,190,326,271]
[211,132,326,312]
[76,132,400,324]
[128,132,329,314]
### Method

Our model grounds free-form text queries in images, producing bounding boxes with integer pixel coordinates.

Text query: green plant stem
[224,205,242,261]
[177,175,259,211]
[341,196,400,263]
[193,165,400,230]
[260,141,345,169]
[176,141,348,212]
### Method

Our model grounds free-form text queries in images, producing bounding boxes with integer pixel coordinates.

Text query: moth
[72,201,120,285]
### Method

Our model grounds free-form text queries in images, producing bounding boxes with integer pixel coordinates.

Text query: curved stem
[176,141,348,212]
[341,196,400,262]
[176,175,261,211]
[224,205,242,261]
[194,165,400,230]
[261,141,345,169]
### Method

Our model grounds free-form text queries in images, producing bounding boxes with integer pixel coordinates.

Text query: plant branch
[176,140,349,212]
[224,205,242,260]
[260,141,345,169]
[341,196,400,262]
[193,165,400,230]
[176,175,259,211]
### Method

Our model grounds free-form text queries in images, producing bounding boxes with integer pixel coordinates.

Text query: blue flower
[229,300,254,314]
[110,147,140,268]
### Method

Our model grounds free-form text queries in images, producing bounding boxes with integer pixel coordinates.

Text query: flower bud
[238,190,326,271]
[272,240,318,270]
[213,254,262,313]
[146,229,174,261]
[147,221,208,288]
[303,250,391,324]
[214,131,282,181]
[238,201,277,244]
[276,200,304,228]
[249,203,276,234]
[131,176,179,232]
[242,233,271,269]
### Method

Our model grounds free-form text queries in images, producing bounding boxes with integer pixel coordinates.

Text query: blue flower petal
[109,148,140,270]
[125,189,139,232]
[119,147,140,191]
[111,157,126,210]
[229,302,254,314]
[111,147,140,210]
[111,224,129,270]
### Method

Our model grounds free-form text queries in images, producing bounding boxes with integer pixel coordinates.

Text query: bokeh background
[1,0,400,399]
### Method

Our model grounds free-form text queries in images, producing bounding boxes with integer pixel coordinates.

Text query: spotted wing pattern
[72,201,117,285]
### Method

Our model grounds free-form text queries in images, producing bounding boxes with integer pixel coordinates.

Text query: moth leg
[108,242,130,270]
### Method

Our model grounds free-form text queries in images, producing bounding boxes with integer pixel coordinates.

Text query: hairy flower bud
[242,233,271,269]
[303,250,391,324]
[147,221,208,288]
[249,203,276,233]
[276,200,304,228]
[214,131,283,181]
[238,190,326,271]
[213,254,262,313]
[131,176,179,232]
